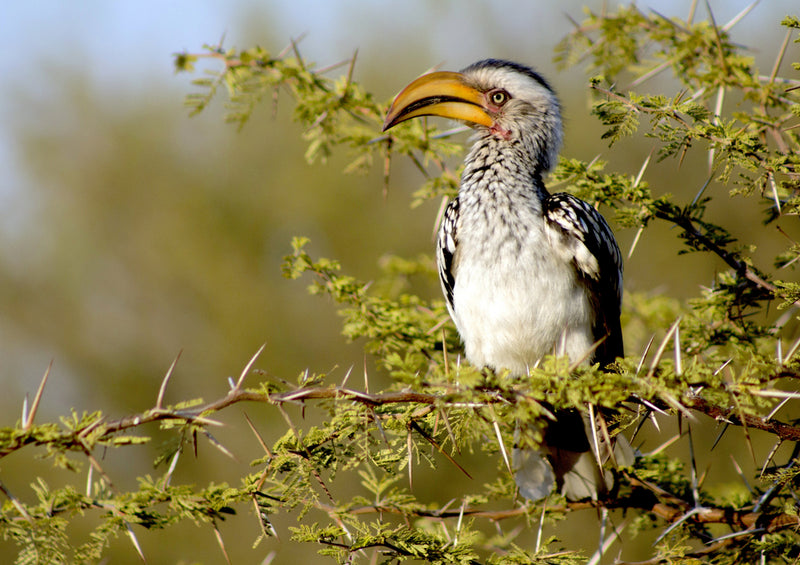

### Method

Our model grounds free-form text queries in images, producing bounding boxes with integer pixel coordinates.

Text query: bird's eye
[489,89,510,106]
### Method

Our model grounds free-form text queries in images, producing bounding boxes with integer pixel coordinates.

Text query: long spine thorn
[157,352,182,409]
[24,361,53,430]
[235,343,266,390]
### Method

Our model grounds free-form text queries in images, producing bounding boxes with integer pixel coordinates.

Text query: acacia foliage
[2,6,800,565]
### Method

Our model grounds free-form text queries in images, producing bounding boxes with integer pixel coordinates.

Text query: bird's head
[383,59,562,172]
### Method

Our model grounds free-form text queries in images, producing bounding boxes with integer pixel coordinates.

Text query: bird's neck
[460,135,550,210]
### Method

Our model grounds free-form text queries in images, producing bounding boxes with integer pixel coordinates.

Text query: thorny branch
[588,84,800,310]
[316,493,800,537]
[104,377,800,440]
[684,395,800,442]
[6,371,800,547]
[651,206,794,307]
[6,373,800,457]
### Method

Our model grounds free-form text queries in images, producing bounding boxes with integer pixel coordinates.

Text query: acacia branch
[590,85,800,310]
[104,383,800,445]
[0,386,444,459]
[319,485,800,536]
[652,207,792,306]
[6,373,800,468]
[683,395,800,442]
[100,387,440,437]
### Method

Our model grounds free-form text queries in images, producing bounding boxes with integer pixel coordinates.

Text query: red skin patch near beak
[490,123,512,140]
[483,96,511,140]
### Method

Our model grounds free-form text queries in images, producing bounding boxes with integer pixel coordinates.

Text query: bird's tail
[513,407,635,501]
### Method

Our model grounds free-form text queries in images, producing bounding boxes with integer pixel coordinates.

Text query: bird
[382,59,632,501]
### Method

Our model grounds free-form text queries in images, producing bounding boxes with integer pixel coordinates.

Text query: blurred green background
[1,1,798,562]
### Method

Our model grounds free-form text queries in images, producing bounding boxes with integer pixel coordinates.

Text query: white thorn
[86,465,94,497]
[493,420,513,476]
[156,352,181,409]
[722,0,760,31]
[235,343,266,390]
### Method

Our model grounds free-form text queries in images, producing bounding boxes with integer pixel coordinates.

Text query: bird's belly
[451,248,594,376]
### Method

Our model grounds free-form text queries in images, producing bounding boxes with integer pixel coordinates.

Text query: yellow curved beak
[382,71,493,131]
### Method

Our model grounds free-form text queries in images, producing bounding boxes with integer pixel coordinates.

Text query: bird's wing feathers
[437,198,460,318]
[544,193,624,365]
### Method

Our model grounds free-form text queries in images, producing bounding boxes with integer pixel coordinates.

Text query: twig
[684,396,800,442]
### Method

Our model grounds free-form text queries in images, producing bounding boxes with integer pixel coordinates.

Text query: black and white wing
[544,193,623,366]
[436,197,460,319]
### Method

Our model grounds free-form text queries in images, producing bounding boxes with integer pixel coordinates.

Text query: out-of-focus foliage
[2,4,800,565]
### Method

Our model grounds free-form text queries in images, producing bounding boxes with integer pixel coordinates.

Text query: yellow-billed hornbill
[383,59,631,501]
